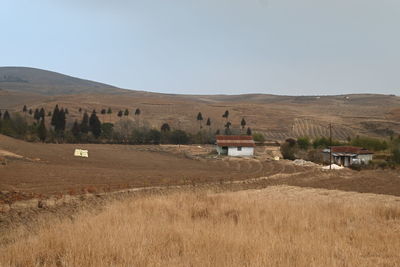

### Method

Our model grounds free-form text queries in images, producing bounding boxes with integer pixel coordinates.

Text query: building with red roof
[216,135,255,156]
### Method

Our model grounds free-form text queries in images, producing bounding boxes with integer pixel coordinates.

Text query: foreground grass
[1,186,400,266]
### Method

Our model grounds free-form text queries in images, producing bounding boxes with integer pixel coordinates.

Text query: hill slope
[0,67,124,95]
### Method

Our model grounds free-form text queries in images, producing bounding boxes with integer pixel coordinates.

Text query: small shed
[216,135,255,157]
[322,146,373,167]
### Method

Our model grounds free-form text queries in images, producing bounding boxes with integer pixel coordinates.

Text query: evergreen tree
[3,110,10,120]
[161,123,170,132]
[55,108,66,133]
[37,118,47,142]
[241,118,247,131]
[135,108,141,116]
[28,109,33,115]
[246,127,252,136]
[80,112,89,134]
[22,105,27,113]
[206,118,211,127]
[51,105,59,126]
[89,111,102,138]
[117,110,123,118]
[124,109,129,116]
[34,108,40,121]
[79,107,82,113]
[71,120,81,139]
[222,110,229,120]
[0,110,2,119]
[48,111,52,117]
[107,107,112,122]
[197,112,203,129]
[39,108,45,120]
[215,129,220,135]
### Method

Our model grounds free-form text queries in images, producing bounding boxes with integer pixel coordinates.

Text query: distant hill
[0,67,124,95]
[0,67,399,140]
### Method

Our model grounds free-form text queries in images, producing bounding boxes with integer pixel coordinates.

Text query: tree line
[0,105,253,144]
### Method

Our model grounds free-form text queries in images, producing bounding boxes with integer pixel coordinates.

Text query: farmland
[1,186,400,266]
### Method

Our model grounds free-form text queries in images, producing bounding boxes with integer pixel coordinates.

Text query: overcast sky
[1,0,399,95]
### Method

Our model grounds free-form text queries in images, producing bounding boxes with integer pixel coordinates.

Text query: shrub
[280,142,296,160]
[252,132,265,143]
[297,136,310,150]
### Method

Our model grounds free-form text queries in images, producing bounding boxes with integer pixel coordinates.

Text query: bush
[252,133,265,143]
[297,136,310,150]
[280,142,296,160]
[351,136,388,151]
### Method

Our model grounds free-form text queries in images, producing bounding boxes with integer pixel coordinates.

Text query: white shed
[216,135,255,157]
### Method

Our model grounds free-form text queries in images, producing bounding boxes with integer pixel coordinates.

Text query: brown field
[1,133,400,203]
[1,186,400,266]
[1,89,400,141]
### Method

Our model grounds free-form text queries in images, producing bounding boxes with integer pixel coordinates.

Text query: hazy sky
[1,0,399,95]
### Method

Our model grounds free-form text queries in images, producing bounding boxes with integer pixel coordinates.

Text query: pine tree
[37,118,47,142]
[241,118,246,132]
[161,123,170,132]
[22,105,27,113]
[55,108,66,133]
[39,108,45,120]
[246,127,252,136]
[72,120,81,139]
[89,112,102,138]
[117,110,123,118]
[51,105,59,126]
[222,110,229,120]
[197,112,203,129]
[135,108,141,116]
[48,111,52,117]
[80,112,89,134]
[79,107,82,113]
[124,109,129,116]
[34,109,40,122]
[28,109,33,115]
[3,110,10,120]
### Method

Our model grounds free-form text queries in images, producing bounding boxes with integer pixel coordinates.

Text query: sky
[1,0,399,95]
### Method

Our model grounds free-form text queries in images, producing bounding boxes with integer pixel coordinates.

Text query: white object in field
[322,164,343,170]
[74,149,89,158]
[274,156,280,161]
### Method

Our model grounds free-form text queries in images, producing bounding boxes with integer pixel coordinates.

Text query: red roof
[330,146,373,154]
[216,135,255,147]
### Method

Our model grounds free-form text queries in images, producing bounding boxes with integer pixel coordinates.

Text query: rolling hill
[0,67,124,95]
[0,67,399,141]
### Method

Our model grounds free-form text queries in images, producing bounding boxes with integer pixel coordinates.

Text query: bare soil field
[1,186,400,266]
[1,134,400,204]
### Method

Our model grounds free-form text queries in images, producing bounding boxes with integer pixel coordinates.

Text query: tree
[117,110,123,118]
[146,129,161,144]
[246,127,252,136]
[79,107,82,113]
[170,130,189,145]
[241,118,246,131]
[34,108,40,122]
[222,110,229,120]
[55,108,66,133]
[28,109,33,115]
[134,108,141,127]
[252,132,265,142]
[124,109,129,116]
[37,118,47,142]
[215,129,220,135]
[39,108,45,120]
[71,120,81,139]
[80,112,90,134]
[297,137,310,150]
[197,112,203,129]
[22,105,27,113]
[3,110,10,120]
[65,108,69,115]
[161,123,170,132]
[51,105,59,127]
[48,111,52,117]
[89,111,102,138]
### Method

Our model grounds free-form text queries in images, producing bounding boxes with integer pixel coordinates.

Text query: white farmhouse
[216,135,255,157]
[322,146,373,167]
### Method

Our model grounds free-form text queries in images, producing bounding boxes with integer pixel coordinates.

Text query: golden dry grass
[1,186,400,266]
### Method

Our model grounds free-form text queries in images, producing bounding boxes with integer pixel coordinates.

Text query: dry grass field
[1,186,400,266]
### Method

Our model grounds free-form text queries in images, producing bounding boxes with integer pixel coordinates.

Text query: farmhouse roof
[324,146,373,155]
[216,135,255,147]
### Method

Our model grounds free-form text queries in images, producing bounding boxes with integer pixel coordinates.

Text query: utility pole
[329,123,332,170]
